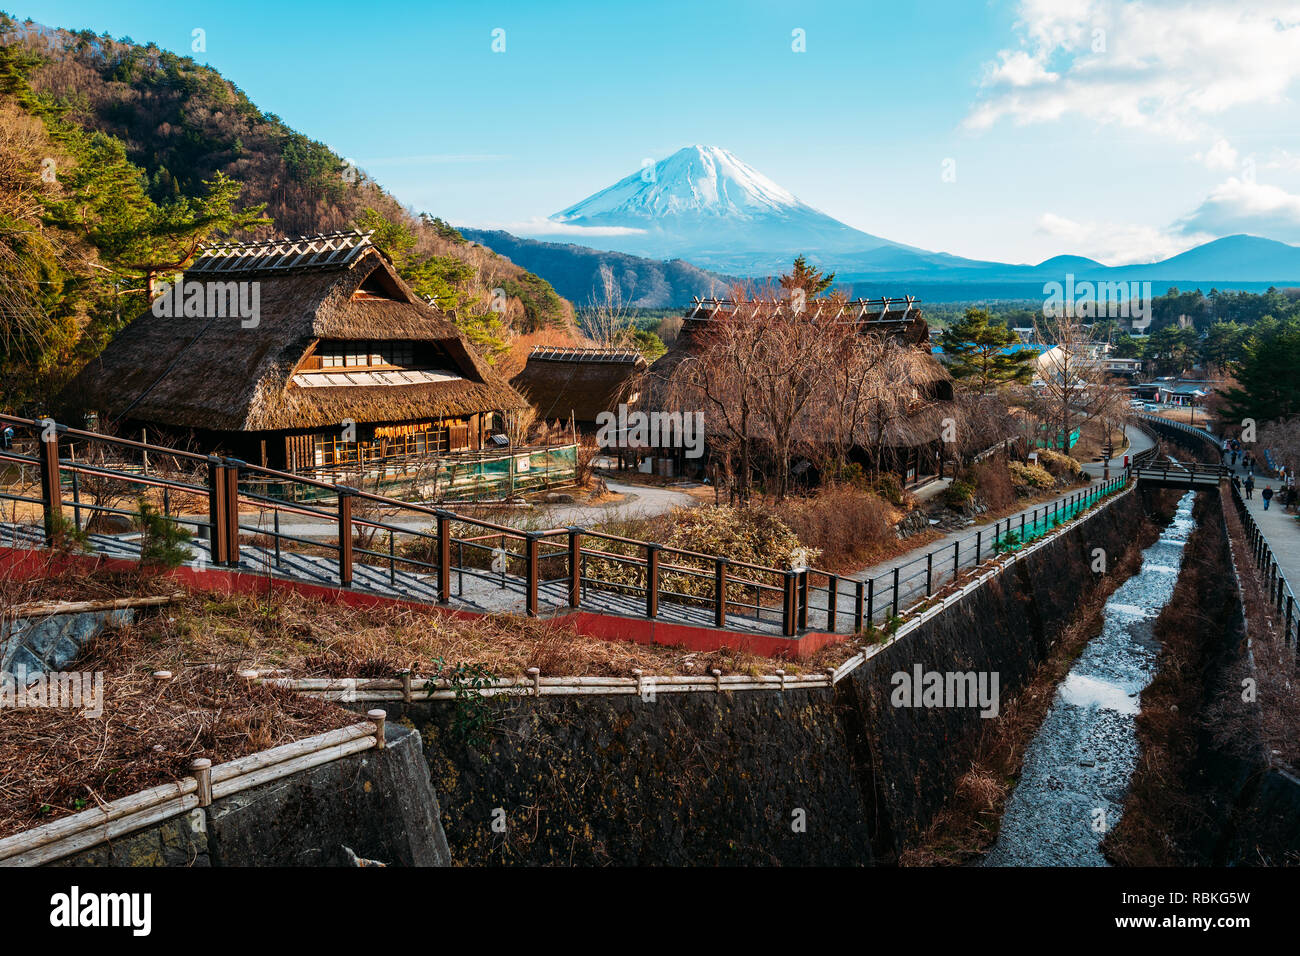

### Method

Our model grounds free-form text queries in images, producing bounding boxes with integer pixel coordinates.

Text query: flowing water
[982,492,1197,866]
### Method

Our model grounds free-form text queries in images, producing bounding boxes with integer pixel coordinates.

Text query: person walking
[1263,485,1274,510]
[1232,473,1242,493]
[1245,474,1255,499]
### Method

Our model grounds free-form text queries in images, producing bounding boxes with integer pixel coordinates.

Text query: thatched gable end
[511,347,648,425]
[66,232,525,431]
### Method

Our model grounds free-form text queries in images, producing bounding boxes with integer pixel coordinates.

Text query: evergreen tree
[940,308,1033,394]
[779,254,834,296]
[1221,327,1300,424]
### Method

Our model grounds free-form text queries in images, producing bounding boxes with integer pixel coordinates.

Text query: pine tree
[779,255,834,296]
[1222,326,1300,424]
[940,308,1034,394]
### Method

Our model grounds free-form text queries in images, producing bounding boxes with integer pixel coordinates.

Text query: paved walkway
[259,478,699,540]
[1081,424,1154,478]
[804,475,1126,632]
[1226,459,1300,593]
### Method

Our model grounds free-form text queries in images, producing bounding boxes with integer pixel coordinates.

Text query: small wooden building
[510,346,648,429]
[66,231,525,473]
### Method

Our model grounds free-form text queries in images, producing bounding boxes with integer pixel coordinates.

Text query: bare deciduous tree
[1030,310,1127,453]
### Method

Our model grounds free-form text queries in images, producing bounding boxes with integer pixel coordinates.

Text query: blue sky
[16,0,1300,264]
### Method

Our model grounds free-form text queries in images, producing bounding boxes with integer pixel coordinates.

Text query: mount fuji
[547,145,911,274]
[463,145,1300,304]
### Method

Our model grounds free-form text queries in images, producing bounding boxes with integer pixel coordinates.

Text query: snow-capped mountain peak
[553,145,803,222]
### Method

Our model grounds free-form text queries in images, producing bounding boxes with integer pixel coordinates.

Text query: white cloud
[986,50,1059,87]
[1035,211,1212,263]
[1195,138,1239,171]
[473,217,648,238]
[1177,176,1300,240]
[967,1,1300,141]
[1265,149,1300,172]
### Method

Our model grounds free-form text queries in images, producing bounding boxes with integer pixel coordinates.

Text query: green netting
[992,478,1123,553]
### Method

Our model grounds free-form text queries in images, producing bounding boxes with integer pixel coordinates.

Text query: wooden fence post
[337,489,353,588]
[368,709,387,750]
[37,420,63,546]
[207,456,226,564]
[714,557,728,628]
[798,571,809,630]
[568,528,582,608]
[826,574,838,632]
[782,570,797,636]
[223,460,241,567]
[436,510,451,604]
[525,533,539,617]
[190,758,213,808]
[645,543,660,619]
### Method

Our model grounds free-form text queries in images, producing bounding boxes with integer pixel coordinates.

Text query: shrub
[1008,461,1054,491]
[584,505,815,600]
[136,499,191,569]
[777,486,894,568]
[944,479,977,509]
[970,460,1016,511]
[871,472,904,507]
[1037,448,1083,480]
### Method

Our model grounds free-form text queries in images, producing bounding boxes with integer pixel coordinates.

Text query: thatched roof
[683,295,931,347]
[66,233,525,431]
[510,347,648,425]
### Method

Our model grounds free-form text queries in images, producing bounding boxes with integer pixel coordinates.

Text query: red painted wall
[0,546,840,660]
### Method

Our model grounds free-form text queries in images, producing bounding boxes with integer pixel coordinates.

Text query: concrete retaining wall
[384,486,1172,865]
[51,724,451,867]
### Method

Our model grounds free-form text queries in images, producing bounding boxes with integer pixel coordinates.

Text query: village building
[510,346,648,429]
[64,231,530,482]
[637,295,959,486]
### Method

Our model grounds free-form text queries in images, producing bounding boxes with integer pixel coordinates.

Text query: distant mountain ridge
[457,229,738,308]
[526,145,1300,286]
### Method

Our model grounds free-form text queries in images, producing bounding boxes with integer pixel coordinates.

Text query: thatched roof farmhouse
[66,231,526,471]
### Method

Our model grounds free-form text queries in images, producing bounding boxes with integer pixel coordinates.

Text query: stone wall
[1,608,133,676]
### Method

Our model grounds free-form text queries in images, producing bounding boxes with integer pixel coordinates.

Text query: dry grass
[143,587,833,680]
[0,615,354,840]
[0,573,849,842]
[775,485,900,572]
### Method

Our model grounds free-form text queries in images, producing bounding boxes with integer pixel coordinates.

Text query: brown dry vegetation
[775,484,937,572]
[0,617,354,839]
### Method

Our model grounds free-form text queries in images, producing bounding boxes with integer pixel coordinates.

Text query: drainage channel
[982,491,1197,866]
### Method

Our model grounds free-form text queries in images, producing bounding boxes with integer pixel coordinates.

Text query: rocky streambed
[982,491,1197,866]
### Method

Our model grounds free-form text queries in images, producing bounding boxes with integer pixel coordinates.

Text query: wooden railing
[0,413,1130,639]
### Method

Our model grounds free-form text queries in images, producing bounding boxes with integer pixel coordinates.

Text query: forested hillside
[458,228,738,308]
[0,13,573,413]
